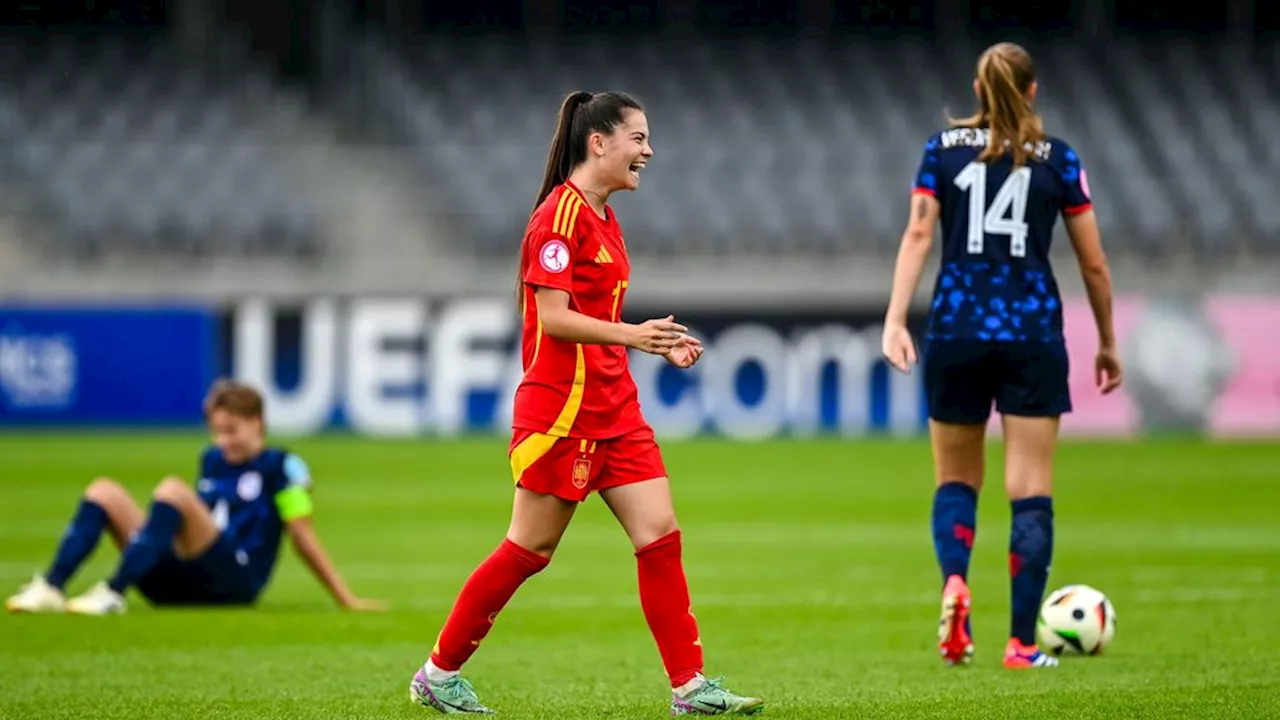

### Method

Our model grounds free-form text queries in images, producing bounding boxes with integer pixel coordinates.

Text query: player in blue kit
[5,380,382,615]
[881,42,1122,669]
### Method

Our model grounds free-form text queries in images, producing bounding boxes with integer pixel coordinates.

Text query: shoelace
[694,676,728,696]
[444,675,478,698]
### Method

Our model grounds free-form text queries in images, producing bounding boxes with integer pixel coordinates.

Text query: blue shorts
[135,533,259,606]
[923,338,1071,424]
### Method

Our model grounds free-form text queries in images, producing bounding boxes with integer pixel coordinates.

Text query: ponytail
[518,91,593,307]
[949,42,1045,167]
[517,90,644,308]
[534,91,595,211]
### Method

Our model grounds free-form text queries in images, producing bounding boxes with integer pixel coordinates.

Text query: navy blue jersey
[196,446,311,591]
[913,128,1092,341]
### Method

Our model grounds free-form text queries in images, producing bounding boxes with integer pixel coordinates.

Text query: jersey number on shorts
[212,499,229,530]
[954,162,1031,258]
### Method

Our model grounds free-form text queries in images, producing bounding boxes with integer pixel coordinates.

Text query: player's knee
[152,476,194,505]
[629,514,680,551]
[1006,469,1053,500]
[509,534,560,560]
[84,477,126,504]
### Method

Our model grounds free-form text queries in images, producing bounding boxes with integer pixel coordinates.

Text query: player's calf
[11,477,145,613]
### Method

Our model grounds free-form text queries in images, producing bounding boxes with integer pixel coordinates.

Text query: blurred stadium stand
[0,0,1277,305]
[0,38,318,260]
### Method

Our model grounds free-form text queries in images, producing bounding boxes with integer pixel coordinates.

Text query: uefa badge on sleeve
[540,239,570,274]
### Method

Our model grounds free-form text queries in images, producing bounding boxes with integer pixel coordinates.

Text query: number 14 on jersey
[954,161,1031,258]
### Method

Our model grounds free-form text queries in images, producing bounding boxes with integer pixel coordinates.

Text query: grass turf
[1,434,1278,719]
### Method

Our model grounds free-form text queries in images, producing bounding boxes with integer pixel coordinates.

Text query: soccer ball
[1036,584,1116,656]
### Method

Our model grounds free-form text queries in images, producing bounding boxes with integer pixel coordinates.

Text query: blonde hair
[949,42,1045,167]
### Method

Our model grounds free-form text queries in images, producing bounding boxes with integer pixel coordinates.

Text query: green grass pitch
[1,434,1278,719]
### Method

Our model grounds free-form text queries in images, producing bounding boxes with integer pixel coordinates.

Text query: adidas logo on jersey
[594,247,615,264]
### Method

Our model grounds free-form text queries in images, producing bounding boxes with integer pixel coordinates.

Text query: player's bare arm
[1064,209,1122,393]
[286,515,385,611]
[882,192,940,373]
[534,286,687,355]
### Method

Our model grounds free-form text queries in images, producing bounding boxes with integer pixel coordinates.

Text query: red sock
[636,530,704,687]
[430,539,549,671]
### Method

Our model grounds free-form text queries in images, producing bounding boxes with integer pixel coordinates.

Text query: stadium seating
[0,37,319,260]
[0,32,1277,267]
[354,33,1280,261]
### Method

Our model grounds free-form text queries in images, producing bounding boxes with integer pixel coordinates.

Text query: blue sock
[932,482,978,584]
[45,500,109,590]
[1009,496,1054,645]
[108,502,183,594]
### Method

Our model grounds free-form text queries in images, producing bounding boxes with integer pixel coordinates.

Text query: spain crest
[571,457,591,489]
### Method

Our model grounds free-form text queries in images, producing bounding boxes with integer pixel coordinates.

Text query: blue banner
[0,305,218,426]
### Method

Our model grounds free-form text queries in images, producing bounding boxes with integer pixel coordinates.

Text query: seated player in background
[5,379,383,615]
[881,42,1121,668]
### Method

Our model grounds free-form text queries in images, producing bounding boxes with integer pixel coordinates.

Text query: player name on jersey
[938,127,1052,162]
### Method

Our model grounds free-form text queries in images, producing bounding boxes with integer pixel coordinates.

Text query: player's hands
[665,334,704,369]
[629,315,688,355]
[340,596,388,612]
[882,323,918,374]
[1095,345,1123,394]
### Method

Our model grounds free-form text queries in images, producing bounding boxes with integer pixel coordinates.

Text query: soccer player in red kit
[407,91,764,716]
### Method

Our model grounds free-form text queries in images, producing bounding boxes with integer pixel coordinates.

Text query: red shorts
[509,425,667,503]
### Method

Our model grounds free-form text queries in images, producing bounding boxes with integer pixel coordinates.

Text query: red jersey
[513,182,646,439]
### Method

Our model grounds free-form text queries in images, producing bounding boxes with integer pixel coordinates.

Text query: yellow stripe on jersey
[548,343,586,437]
[551,191,574,236]
[562,196,584,238]
[602,247,613,263]
[532,314,543,367]
[510,432,559,485]
[554,193,584,237]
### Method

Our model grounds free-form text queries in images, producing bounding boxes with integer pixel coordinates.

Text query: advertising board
[0,305,217,426]
[3,295,1276,438]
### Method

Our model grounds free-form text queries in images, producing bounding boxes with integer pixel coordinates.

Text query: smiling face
[588,108,653,193]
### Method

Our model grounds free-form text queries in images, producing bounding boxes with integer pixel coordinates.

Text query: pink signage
[1055,295,1280,437]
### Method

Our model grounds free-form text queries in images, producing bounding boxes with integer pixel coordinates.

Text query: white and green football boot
[670,676,764,716]
[410,667,495,714]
